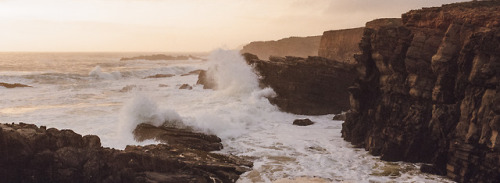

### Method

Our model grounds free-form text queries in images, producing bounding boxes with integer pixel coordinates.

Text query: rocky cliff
[241,36,321,60]
[0,123,251,183]
[318,27,364,64]
[342,1,500,182]
[244,53,356,115]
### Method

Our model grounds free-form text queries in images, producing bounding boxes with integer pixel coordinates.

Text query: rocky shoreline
[0,123,251,183]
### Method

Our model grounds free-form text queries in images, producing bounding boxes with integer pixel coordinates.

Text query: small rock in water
[179,84,193,90]
[293,118,314,126]
[119,85,136,92]
[144,74,175,79]
[0,82,31,88]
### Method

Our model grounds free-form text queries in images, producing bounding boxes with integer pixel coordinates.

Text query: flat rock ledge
[0,123,252,183]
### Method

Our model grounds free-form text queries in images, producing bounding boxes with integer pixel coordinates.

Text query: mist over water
[0,51,452,182]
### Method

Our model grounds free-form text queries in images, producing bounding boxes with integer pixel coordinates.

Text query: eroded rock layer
[342,1,500,182]
[318,27,364,64]
[0,123,251,183]
[245,53,356,115]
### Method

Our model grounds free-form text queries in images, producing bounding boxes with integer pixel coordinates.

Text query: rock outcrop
[342,1,500,182]
[241,36,321,60]
[245,53,356,115]
[0,82,31,88]
[196,70,216,89]
[0,123,251,183]
[318,27,364,64]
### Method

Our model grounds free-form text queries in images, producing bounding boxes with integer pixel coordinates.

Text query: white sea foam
[206,49,260,95]
[89,65,122,79]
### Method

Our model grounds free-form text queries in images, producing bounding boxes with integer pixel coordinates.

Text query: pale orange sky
[0,0,467,52]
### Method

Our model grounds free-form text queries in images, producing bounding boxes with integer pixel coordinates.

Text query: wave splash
[118,49,277,144]
[89,66,122,80]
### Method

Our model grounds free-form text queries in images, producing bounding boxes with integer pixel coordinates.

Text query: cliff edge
[318,27,364,64]
[241,36,321,60]
[342,1,499,182]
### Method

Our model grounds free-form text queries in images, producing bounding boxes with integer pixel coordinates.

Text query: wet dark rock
[293,119,315,126]
[245,53,356,115]
[341,1,500,182]
[0,123,252,183]
[196,70,216,89]
[332,113,347,121]
[120,54,201,61]
[144,74,175,79]
[179,84,193,90]
[0,82,31,88]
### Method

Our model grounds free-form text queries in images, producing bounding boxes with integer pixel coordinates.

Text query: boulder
[179,84,193,90]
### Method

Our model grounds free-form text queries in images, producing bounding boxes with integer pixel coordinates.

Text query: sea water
[0,51,453,182]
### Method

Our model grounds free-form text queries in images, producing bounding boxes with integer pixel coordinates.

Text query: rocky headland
[318,27,364,64]
[241,36,321,60]
[120,54,201,61]
[0,123,251,183]
[342,1,500,182]
[244,53,356,115]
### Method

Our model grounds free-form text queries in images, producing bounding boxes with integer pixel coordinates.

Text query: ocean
[0,50,452,182]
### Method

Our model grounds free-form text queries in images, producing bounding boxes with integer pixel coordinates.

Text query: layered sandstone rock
[245,53,356,115]
[241,36,321,60]
[0,123,251,183]
[318,27,364,64]
[342,1,500,182]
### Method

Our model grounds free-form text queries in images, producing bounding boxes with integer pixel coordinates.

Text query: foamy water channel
[0,51,453,182]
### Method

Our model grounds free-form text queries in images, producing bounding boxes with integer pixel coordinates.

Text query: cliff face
[241,36,321,60]
[318,27,364,64]
[0,123,251,183]
[244,53,356,115]
[342,1,500,182]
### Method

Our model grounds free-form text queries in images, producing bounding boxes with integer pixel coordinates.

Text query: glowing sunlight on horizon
[0,0,468,52]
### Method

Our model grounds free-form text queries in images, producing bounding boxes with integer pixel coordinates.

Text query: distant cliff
[342,1,499,182]
[318,27,364,64]
[241,36,321,60]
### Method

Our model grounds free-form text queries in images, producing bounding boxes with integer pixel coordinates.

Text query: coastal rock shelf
[244,53,356,115]
[342,1,500,182]
[0,123,251,183]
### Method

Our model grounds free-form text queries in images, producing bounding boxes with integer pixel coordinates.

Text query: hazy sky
[0,0,467,52]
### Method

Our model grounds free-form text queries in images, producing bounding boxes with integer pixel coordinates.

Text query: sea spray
[116,93,185,148]
[206,49,261,95]
[89,65,122,79]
